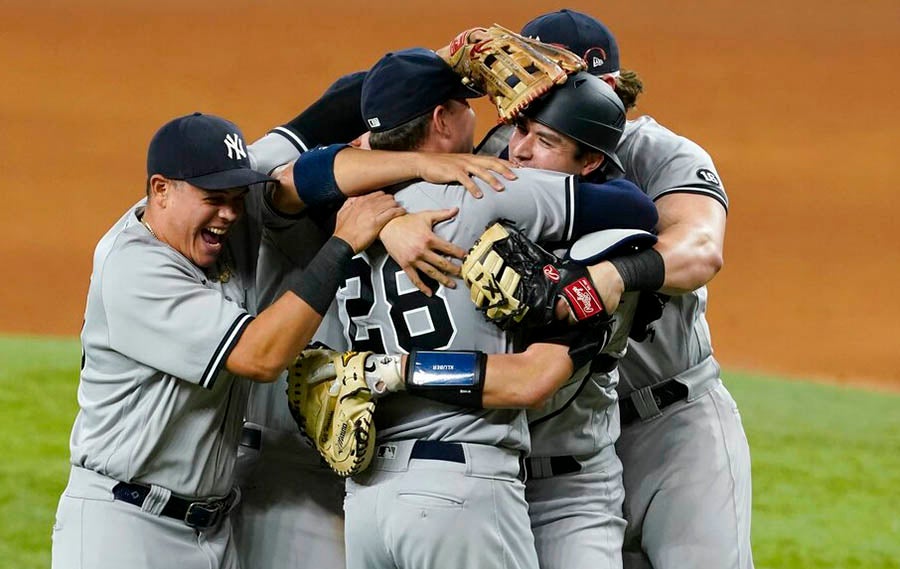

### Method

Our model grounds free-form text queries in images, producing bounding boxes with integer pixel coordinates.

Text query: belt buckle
[184,500,224,530]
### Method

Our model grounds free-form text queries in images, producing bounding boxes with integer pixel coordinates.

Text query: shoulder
[620,115,713,162]
[618,115,727,209]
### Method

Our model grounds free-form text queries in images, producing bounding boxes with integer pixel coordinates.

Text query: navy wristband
[405,350,486,409]
[289,236,354,315]
[609,248,666,292]
[293,144,348,209]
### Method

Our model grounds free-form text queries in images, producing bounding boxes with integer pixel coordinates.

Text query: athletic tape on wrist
[404,350,486,409]
[609,248,665,292]
[289,236,354,315]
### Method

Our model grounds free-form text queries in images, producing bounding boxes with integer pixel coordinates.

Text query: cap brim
[185,168,275,191]
[449,81,485,100]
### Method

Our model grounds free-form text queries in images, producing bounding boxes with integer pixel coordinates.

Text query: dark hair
[368,111,433,151]
[615,69,644,111]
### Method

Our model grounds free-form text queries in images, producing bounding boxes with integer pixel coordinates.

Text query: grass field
[1,335,898,568]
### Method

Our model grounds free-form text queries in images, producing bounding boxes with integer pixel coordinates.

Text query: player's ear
[580,152,605,177]
[148,174,170,206]
[431,104,451,139]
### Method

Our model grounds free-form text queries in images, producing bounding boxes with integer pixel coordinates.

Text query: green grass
[726,372,900,569]
[1,336,898,568]
[0,335,81,569]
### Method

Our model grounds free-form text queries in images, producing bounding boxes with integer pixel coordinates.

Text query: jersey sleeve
[619,118,729,211]
[101,243,252,389]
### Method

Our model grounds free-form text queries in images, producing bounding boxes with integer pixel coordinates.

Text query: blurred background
[2,0,897,387]
[1,2,899,568]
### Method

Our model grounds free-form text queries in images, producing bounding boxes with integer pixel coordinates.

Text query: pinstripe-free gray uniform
[232,218,348,569]
[52,188,295,569]
[614,116,752,569]
[477,124,630,569]
[339,169,578,569]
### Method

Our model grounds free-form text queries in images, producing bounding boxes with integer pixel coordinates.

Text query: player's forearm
[332,147,422,194]
[481,344,574,409]
[654,194,727,295]
[655,224,723,295]
[383,344,573,409]
[226,236,356,381]
[226,293,325,382]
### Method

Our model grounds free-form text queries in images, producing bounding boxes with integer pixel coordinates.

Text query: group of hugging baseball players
[50,8,752,569]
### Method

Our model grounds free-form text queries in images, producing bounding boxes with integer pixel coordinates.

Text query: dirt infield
[2,0,897,388]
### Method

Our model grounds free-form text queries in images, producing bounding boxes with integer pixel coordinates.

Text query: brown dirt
[2,0,898,389]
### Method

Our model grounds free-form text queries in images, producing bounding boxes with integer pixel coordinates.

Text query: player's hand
[435,28,491,62]
[414,153,516,198]
[334,192,406,253]
[380,209,466,296]
[552,261,624,323]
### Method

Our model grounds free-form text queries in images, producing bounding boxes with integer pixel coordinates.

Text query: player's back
[334,169,577,453]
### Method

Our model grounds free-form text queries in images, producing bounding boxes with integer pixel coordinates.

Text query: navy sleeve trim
[270,126,310,153]
[654,185,729,213]
[201,313,254,389]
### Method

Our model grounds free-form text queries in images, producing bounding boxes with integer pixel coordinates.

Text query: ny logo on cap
[224,133,247,160]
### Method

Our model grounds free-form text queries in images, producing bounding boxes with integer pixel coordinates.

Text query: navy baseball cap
[521,9,620,76]
[147,112,274,190]
[361,48,482,133]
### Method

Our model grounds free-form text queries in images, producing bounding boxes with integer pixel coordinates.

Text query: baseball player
[50,109,520,569]
[324,48,657,569]
[520,10,753,569]
[231,72,515,569]
[410,54,647,569]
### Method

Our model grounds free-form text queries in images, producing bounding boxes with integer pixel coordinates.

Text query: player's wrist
[363,354,405,398]
[608,248,666,292]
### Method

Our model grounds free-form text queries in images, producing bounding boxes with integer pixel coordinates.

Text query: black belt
[410,440,465,463]
[591,354,618,374]
[619,380,689,427]
[408,440,526,481]
[112,482,236,530]
[524,455,581,479]
[240,426,262,450]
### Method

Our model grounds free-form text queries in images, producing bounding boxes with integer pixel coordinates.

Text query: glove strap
[405,350,486,408]
[560,277,607,322]
[364,354,404,397]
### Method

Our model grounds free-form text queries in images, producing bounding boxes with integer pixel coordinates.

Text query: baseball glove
[461,220,607,330]
[286,347,376,477]
[445,24,585,122]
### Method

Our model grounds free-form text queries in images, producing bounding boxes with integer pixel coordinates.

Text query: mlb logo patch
[377,444,397,460]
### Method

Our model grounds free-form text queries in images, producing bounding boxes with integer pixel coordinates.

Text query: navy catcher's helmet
[523,72,625,172]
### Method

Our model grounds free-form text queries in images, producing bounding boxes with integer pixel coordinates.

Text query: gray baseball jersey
[612,116,752,569]
[70,188,291,498]
[337,169,579,453]
[232,218,349,569]
[54,186,298,569]
[615,115,728,396]
[340,168,578,569]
